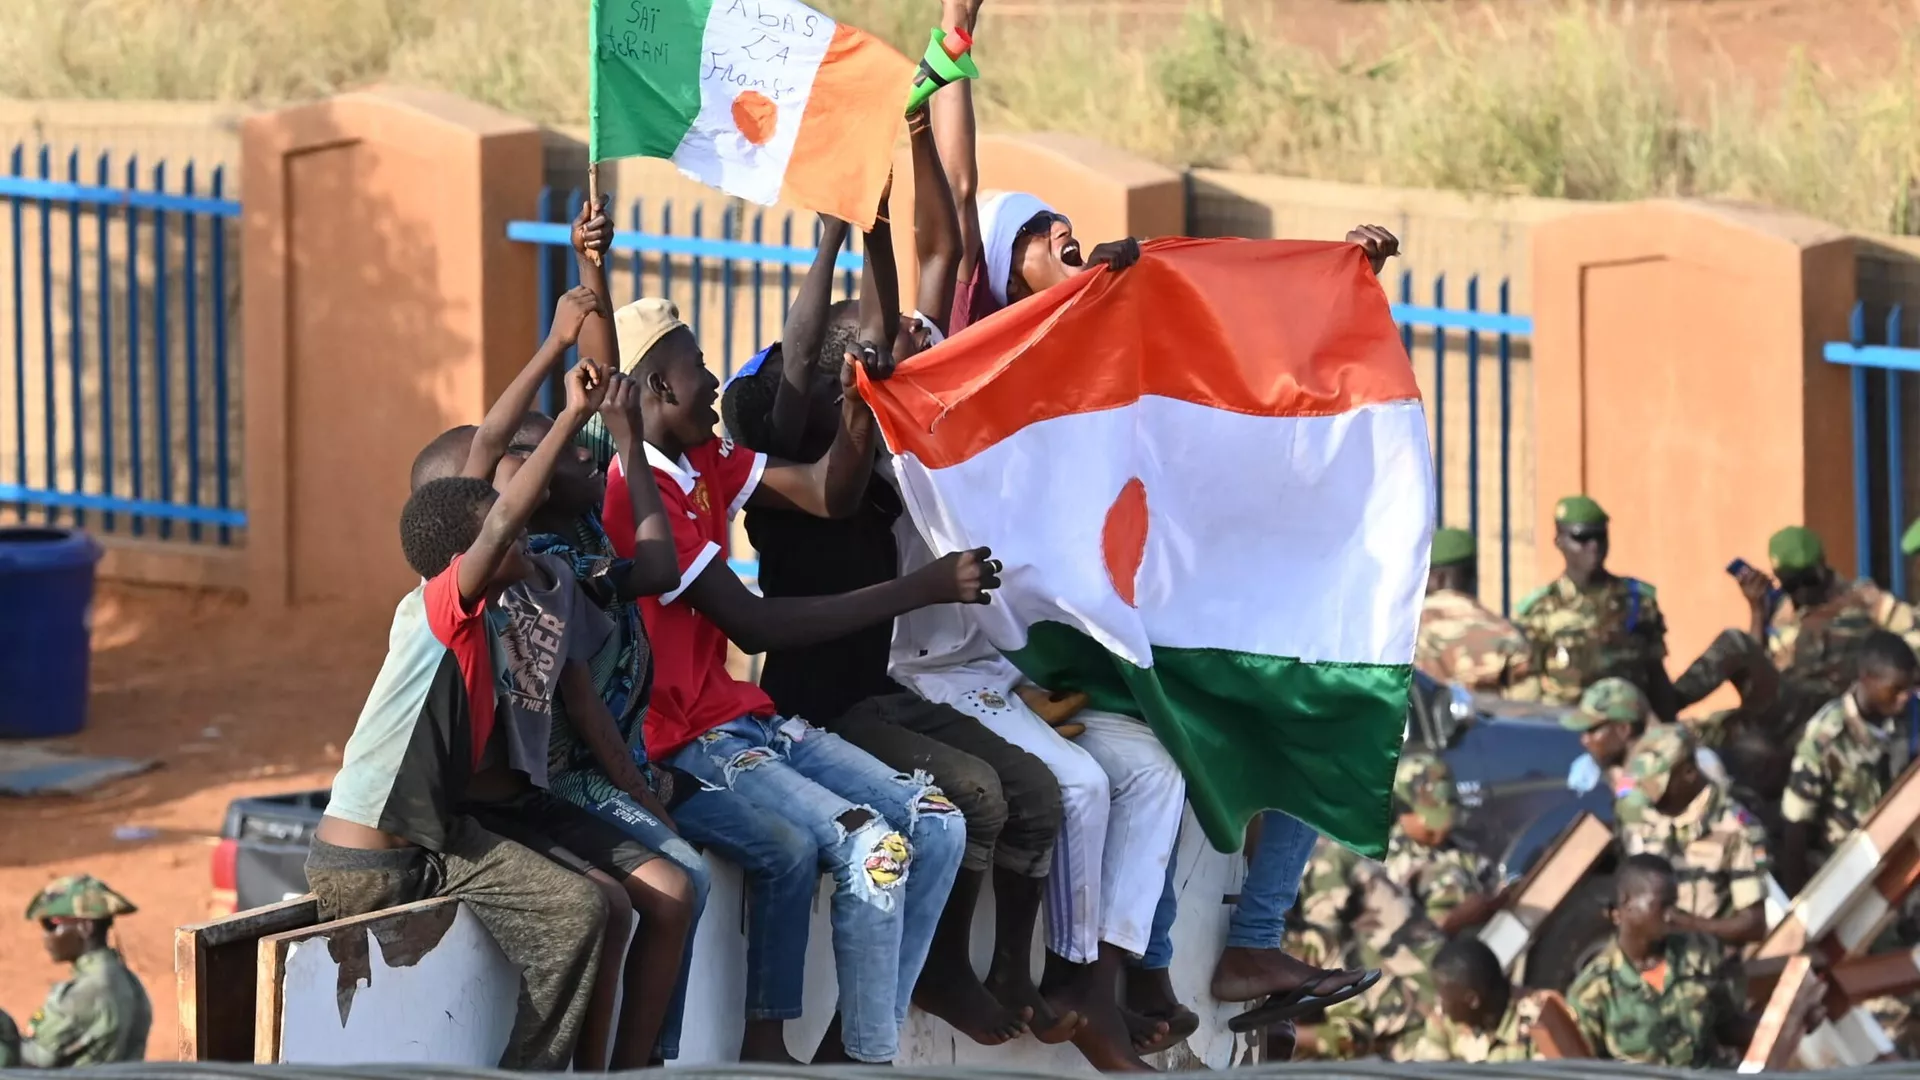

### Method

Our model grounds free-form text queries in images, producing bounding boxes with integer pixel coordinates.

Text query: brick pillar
[242,88,544,608]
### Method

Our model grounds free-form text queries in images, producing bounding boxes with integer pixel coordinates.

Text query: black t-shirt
[746,474,904,722]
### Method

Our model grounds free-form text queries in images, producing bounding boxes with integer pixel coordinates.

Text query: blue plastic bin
[0,527,103,738]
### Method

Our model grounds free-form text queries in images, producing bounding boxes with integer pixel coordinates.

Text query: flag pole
[586,161,603,268]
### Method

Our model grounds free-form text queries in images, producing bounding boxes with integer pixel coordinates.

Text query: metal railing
[1825,301,1918,595]
[508,189,1533,600]
[0,145,245,544]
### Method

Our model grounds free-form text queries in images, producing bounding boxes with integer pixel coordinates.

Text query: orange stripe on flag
[857,237,1421,469]
[781,24,914,230]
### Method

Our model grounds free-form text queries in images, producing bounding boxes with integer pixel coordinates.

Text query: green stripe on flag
[1005,621,1408,858]
[590,0,713,161]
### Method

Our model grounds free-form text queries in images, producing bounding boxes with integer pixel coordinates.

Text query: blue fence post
[66,150,82,530]
[1432,274,1447,528]
[533,187,555,415]
[37,145,54,524]
[97,152,113,532]
[1465,275,1481,546]
[629,198,644,302]
[1498,280,1513,616]
[1890,305,1907,599]
[690,204,705,349]
[781,213,794,314]
[751,211,765,352]
[721,206,736,377]
[660,201,675,302]
[8,145,21,518]
[184,161,202,541]
[125,154,142,536]
[1852,302,1873,580]
[211,165,231,543]
[153,160,171,539]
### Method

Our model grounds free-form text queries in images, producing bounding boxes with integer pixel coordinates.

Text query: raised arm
[574,197,618,368]
[598,372,679,598]
[458,361,608,602]
[910,107,962,335]
[767,215,851,458]
[683,543,998,654]
[463,285,601,482]
[933,0,984,281]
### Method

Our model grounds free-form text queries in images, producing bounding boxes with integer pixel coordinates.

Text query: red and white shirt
[603,437,773,758]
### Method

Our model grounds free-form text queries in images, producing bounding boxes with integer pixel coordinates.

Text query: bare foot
[1120,1005,1173,1054]
[915,971,1030,1046]
[1043,949,1156,1072]
[1209,946,1365,1004]
[985,964,1085,1044]
[739,1019,799,1065]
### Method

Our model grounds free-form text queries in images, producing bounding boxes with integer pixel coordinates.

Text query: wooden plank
[1526,990,1591,1059]
[1757,762,1920,962]
[1741,954,1820,1072]
[1827,949,1920,1003]
[173,895,319,1061]
[1479,813,1611,971]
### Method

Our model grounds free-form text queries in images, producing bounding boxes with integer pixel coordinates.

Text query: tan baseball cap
[615,297,689,374]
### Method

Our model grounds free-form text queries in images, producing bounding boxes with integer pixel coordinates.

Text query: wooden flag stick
[586,162,603,268]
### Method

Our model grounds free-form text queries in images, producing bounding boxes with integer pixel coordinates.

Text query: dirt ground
[0,583,388,1060]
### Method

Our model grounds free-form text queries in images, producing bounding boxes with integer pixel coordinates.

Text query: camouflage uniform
[1769,578,1920,699]
[1781,690,1900,863]
[1615,726,1772,925]
[0,875,151,1067]
[1566,931,1740,1068]
[1406,993,1550,1063]
[1510,576,1667,706]
[1382,753,1495,927]
[1416,589,1531,691]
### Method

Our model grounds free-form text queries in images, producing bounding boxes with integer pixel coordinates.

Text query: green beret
[1768,526,1825,573]
[1903,519,1920,558]
[1554,495,1608,527]
[26,874,136,921]
[1431,527,1476,568]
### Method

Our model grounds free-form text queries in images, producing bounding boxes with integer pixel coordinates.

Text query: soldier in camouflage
[1408,936,1546,1063]
[1560,677,1650,798]
[1383,752,1503,934]
[1510,496,1677,721]
[0,875,150,1067]
[1567,855,1753,1068]
[1613,725,1771,947]
[1416,528,1530,692]
[1779,629,1920,892]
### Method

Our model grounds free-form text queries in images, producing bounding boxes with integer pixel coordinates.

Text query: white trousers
[906,671,1185,962]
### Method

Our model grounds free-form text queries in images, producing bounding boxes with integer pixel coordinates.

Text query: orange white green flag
[857,238,1434,856]
[589,0,913,228]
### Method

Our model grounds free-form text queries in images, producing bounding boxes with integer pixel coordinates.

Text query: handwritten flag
[590,0,915,228]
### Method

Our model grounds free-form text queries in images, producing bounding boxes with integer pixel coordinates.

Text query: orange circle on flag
[1103,477,1149,608]
[732,91,778,146]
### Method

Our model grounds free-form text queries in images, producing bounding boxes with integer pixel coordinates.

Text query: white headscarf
[979,191,1066,308]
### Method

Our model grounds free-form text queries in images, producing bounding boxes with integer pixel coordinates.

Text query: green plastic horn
[904,27,980,115]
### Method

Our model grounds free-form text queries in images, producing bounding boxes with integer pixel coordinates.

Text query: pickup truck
[213,671,1612,984]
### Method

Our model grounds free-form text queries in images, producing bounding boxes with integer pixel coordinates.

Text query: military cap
[1623,723,1696,806]
[26,875,136,922]
[1431,528,1476,568]
[1903,518,1920,558]
[1554,495,1608,528]
[1768,526,1825,573]
[1393,751,1457,832]
[1561,676,1648,731]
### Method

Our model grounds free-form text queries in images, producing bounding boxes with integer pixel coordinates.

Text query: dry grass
[2,0,1918,231]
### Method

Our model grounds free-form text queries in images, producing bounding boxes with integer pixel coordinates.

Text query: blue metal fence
[1825,301,1919,596]
[0,147,244,543]
[509,189,1533,606]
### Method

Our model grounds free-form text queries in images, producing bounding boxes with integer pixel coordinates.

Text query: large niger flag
[590,0,912,228]
[859,238,1433,856]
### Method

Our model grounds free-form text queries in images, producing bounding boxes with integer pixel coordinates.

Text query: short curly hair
[815,299,862,374]
[400,477,497,579]
[410,425,478,491]
[722,357,783,455]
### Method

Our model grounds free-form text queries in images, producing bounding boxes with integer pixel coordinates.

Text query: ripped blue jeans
[670,714,965,1063]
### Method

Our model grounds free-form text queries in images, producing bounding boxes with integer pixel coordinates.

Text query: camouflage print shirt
[1510,575,1667,706]
[1616,783,1771,923]
[1292,836,1426,967]
[1306,944,1437,1062]
[1407,994,1550,1063]
[1770,579,1920,702]
[13,948,151,1067]
[1782,691,1896,860]
[1416,589,1531,691]
[1568,932,1739,1068]
[1382,830,1495,928]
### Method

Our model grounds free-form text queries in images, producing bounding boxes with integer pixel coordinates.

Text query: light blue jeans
[670,714,965,1062]
[1228,810,1321,950]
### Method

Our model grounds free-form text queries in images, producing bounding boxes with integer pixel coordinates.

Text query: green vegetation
[3,0,1916,232]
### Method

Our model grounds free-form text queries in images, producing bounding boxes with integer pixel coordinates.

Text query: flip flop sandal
[1226,969,1381,1033]
[1135,1005,1201,1055]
